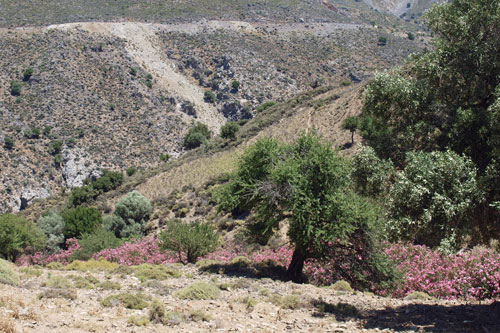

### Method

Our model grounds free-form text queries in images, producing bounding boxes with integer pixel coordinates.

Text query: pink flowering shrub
[93,237,179,265]
[17,236,500,301]
[16,238,81,266]
[384,243,500,300]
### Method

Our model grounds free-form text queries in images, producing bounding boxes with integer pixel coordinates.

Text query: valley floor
[1,263,498,333]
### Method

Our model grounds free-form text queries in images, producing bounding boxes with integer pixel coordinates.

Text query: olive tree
[216,134,391,284]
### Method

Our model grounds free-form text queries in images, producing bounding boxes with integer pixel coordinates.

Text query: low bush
[71,229,122,261]
[128,315,150,326]
[3,136,14,150]
[149,299,167,324]
[61,207,102,240]
[220,122,239,140]
[0,213,46,261]
[101,292,150,309]
[65,258,119,271]
[43,276,73,289]
[204,90,216,103]
[38,289,77,300]
[183,122,211,149]
[98,281,121,290]
[0,259,19,286]
[174,282,220,300]
[105,191,152,238]
[133,264,181,282]
[37,211,65,253]
[159,220,218,263]
[23,67,34,81]
[10,80,21,96]
[384,243,500,300]
[331,280,353,292]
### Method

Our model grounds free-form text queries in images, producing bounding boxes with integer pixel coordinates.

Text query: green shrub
[69,170,123,207]
[65,258,118,271]
[37,211,65,253]
[98,281,121,290]
[231,80,240,92]
[407,32,415,40]
[69,185,94,207]
[256,101,276,113]
[71,229,122,261]
[378,36,387,45]
[351,145,394,197]
[126,167,137,177]
[387,150,483,248]
[160,153,170,162]
[91,170,123,195]
[23,67,34,81]
[404,291,432,300]
[61,207,102,240]
[10,80,21,96]
[105,191,152,238]
[3,136,14,150]
[204,90,216,103]
[24,127,40,139]
[128,315,150,326]
[149,299,167,324]
[159,220,218,264]
[331,280,353,292]
[0,214,46,261]
[183,122,212,149]
[174,282,220,300]
[220,122,239,140]
[0,259,19,285]
[44,276,73,289]
[133,264,181,282]
[49,140,62,155]
[101,292,150,309]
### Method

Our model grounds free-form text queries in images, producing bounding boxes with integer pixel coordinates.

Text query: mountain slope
[0,18,424,213]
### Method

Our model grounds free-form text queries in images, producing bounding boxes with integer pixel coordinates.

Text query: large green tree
[357,0,500,233]
[217,134,390,284]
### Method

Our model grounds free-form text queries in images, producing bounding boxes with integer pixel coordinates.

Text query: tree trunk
[286,247,306,283]
[351,131,354,144]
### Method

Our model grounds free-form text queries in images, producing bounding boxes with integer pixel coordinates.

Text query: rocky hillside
[0,16,424,213]
[0,0,433,28]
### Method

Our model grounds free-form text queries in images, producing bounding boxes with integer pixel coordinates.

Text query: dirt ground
[1,263,499,333]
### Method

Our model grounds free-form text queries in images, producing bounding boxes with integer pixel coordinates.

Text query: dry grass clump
[133,264,181,282]
[189,309,212,322]
[127,315,150,326]
[38,289,77,300]
[268,294,306,310]
[0,317,16,333]
[331,280,353,292]
[101,292,150,309]
[97,281,122,290]
[0,260,18,286]
[65,258,119,271]
[19,266,42,277]
[46,262,63,270]
[311,300,359,317]
[404,291,432,301]
[42,276,73,289]
[195,259,221,269]
[174,282,220,300]
[69,275,99,289]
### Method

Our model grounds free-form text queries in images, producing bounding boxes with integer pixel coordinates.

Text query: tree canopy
[217,134,392,285]
[355,0,500,239]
